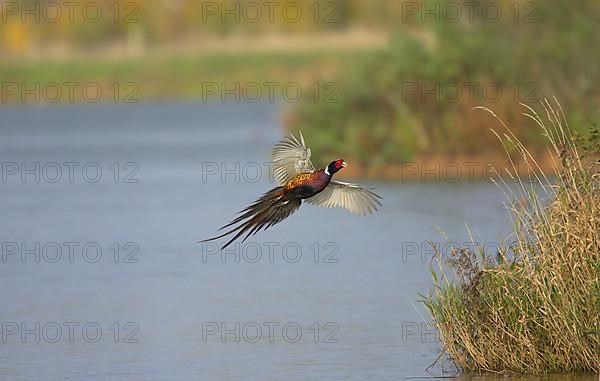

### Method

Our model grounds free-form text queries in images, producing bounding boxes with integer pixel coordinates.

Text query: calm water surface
[0,104,594,381]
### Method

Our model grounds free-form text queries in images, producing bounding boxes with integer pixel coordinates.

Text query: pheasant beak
[341,161,348,168]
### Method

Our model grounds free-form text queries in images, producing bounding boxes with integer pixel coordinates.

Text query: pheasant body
[283,170,330,198]
[200,132,382,249]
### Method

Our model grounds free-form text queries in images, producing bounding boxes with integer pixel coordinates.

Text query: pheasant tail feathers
[199,187,301,249]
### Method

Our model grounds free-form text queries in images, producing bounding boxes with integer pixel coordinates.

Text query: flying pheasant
[200,132,382,248]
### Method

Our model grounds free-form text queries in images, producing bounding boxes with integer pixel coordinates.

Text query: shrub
[422,99,599,373]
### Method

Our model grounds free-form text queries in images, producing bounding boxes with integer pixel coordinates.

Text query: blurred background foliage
[1,0,391,57]
[288,0,600,169]
[1,0,599,175]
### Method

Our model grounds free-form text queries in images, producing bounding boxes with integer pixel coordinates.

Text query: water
[0,104,592,380]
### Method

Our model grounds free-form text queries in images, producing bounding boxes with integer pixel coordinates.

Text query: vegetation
[0,48,373,102]
[3,1,600,178]
[288,1,600,170]
[1,0,398,57]
[422,100,600,374]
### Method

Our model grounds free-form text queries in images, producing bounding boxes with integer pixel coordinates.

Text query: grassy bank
[287,1,600,170]
[422,100,599,374]
[0,47,379,102]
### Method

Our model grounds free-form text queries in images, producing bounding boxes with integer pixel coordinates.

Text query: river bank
[423,102,599,374]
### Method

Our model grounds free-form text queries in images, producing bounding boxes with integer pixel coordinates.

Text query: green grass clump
[422,100,599,374]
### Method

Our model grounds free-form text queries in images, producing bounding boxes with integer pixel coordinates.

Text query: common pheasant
[200,132,382,248]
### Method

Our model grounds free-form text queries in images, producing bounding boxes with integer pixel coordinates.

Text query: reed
[422,98,600,374]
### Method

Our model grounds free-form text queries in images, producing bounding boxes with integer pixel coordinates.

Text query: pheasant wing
[272,131,315,184]
[306,180,382,215]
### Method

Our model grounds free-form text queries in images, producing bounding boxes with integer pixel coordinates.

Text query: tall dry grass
[423,99,599,374]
